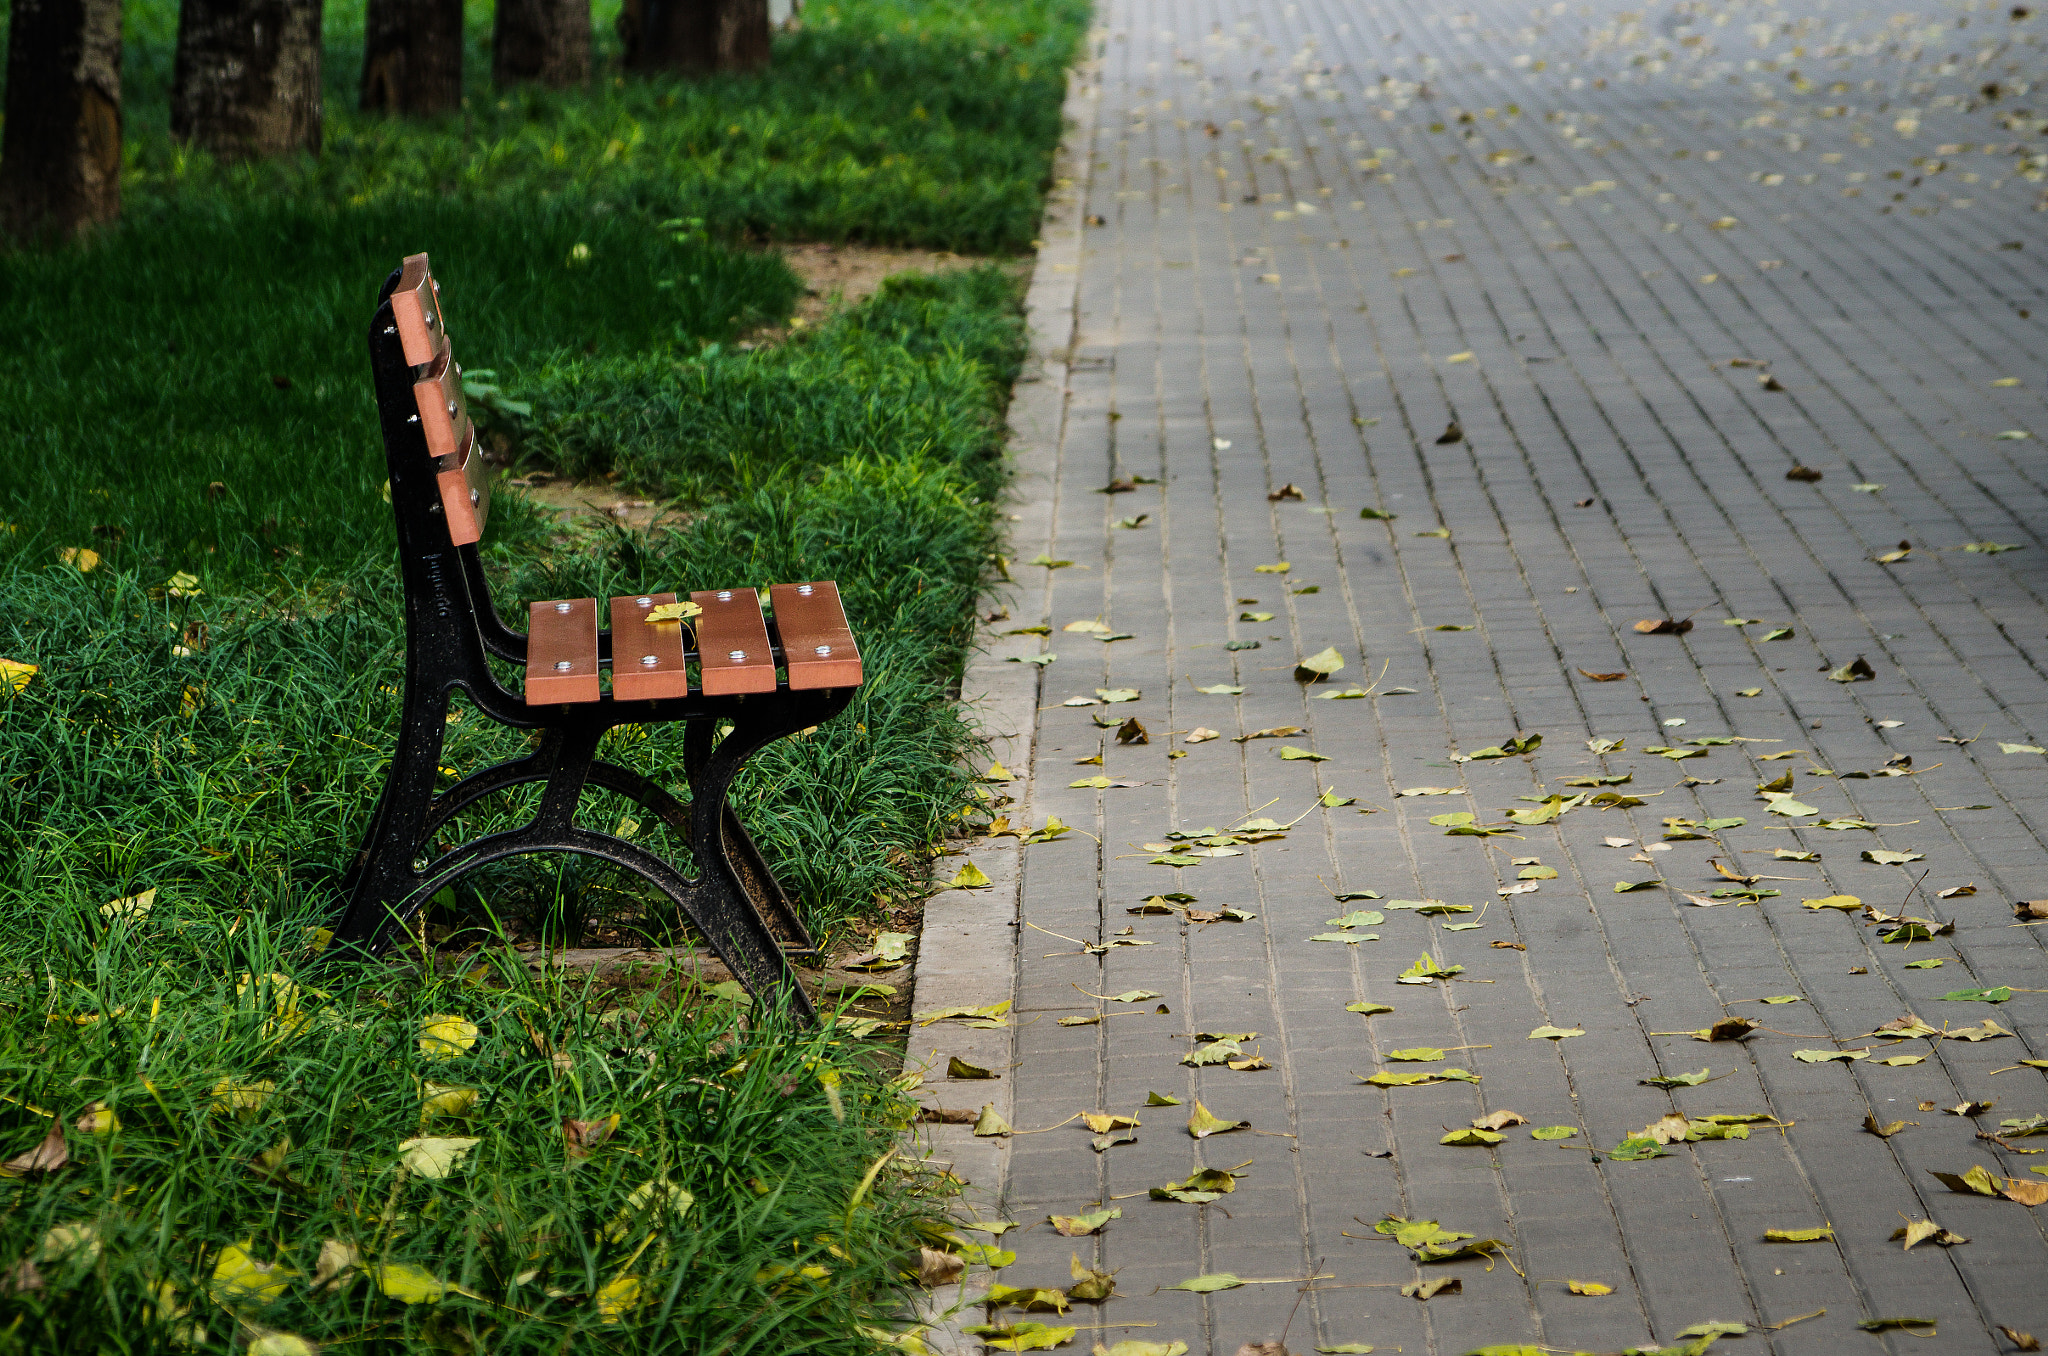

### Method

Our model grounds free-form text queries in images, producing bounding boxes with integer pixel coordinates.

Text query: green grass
[0,0,1085,1345]
[106,0,1085,254]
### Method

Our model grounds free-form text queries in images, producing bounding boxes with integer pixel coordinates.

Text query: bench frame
[331,257,852,1021]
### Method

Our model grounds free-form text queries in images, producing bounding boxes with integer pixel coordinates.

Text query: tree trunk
[0,0,122,244]
[171,0,324,159]
[359,0,464,115]
[618,0,768,75]
[493,0,591,88]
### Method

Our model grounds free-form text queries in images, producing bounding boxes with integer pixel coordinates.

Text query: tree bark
[493,0,591,88]
[359,0,464,115]
[171,0,324,159]
[0,0,123,244]
[618,0,768,75]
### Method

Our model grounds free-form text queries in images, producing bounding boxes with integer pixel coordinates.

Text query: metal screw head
[553,660,573,672]
[728,649,747,661]
[554,602,572,613]
[470,489,480,505]
[447,400,458,415]
[797,583,814,595]
[814,644,832,656]
[636,596,652,607]
[640,654,659,667]
[716,590,733,601]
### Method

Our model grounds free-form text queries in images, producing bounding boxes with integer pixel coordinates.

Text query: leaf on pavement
[1402,1277,1461,1300]
[1186,1101,1249,1139]
[1050,1208,1120,1237]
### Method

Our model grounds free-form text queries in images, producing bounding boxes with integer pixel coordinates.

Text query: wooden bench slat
[770,582,863,690]
[609,592,691,701]
[436,423,490,546]
[390,253,449,367]
[525,598,601,703]
[412,352,469,461]
[691,588,777,695]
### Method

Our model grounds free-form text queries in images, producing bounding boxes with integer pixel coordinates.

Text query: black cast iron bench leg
[335,702,819,1020]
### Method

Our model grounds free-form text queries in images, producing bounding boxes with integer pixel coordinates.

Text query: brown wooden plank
[769,581,862,690]
[411,351,469,460]
[436,423,489,546]
[525,598,601,703]
[690,588,776,695]
[609,592,691,701]
[389,253,449,367]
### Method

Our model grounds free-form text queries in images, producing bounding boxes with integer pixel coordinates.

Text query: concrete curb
[901,45,1099,1356]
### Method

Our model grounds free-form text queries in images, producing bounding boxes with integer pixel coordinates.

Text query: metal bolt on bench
[331,253,865,1021]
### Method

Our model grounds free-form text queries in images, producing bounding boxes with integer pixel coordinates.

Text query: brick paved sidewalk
[919,1,2048,1352]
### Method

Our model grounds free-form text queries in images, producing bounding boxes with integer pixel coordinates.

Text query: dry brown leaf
[1633,617,1694,635]
[1473,1109,1529,1132]
[1578,668,1627,681]
[2002,1178,2048,1207]
[1642,1112,1692,1145]
[2,1124,67,1176]
[918,1247,965,1287]
[1999,1327,2040,1351]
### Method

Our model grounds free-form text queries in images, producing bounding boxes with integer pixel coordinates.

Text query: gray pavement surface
[918,1,2048,1352]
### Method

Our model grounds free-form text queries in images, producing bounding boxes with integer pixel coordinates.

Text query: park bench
[330,253,862,1021]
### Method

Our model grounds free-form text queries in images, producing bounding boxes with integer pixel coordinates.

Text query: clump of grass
[0,201,800,589]
[0,0,1074,1340]
[0,906,942,1354]
[521,264,1025,503]
[110,0,1089,255]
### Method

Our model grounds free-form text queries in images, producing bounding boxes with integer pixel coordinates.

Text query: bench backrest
[385,253,493,546]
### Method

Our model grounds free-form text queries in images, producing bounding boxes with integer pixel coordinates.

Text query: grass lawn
[0,0,1084,1348]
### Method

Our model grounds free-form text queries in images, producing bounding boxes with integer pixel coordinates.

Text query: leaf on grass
[418,1014,478,1061]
